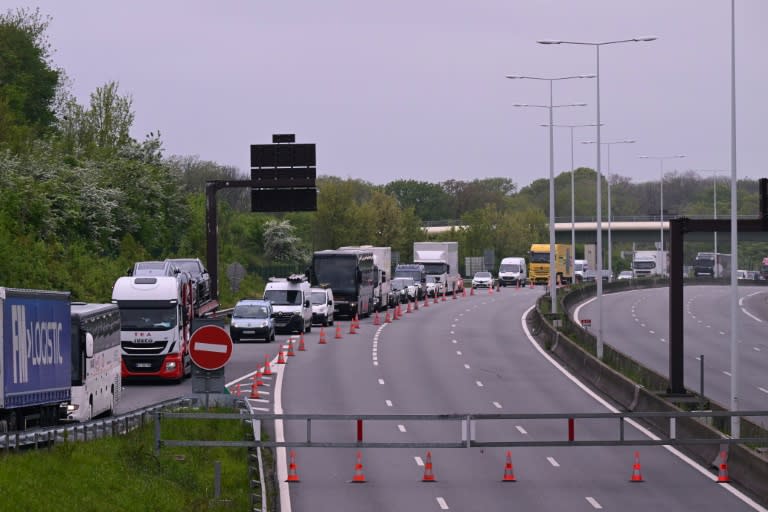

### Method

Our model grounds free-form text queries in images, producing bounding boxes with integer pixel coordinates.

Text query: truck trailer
[632,250,668,278]
[413,241,463,295]
[0,288,71,432]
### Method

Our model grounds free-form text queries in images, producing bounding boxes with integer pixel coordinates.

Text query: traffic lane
[580,287,768,413]
[370,291,728,512]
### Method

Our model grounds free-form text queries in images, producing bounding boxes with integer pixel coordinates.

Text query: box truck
[413,241,463,294]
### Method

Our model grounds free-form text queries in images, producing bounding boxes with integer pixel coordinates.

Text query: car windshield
[311,292,327,305]
[233,304,270,319]
[499,264,520,273]
[392,278,413,291]
[264,289,303,306]
[474,272,491,279]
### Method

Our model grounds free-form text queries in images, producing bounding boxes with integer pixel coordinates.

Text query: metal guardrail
[0,397,192,452]
[154,410,768,450]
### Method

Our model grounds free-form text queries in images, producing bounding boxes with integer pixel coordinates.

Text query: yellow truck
[528,244,573,284]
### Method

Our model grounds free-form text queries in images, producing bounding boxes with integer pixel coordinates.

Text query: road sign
[189,325,233,371]
[580,318,592,328]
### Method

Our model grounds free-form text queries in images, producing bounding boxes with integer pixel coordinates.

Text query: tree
[0,8,61,151]
[263,219,307,263]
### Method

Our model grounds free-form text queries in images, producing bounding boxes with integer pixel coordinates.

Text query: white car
[425,276,444,298]
[391,277,418,303]
[310,287,334,326]
[472,271,494,289]
[617,270,634,281]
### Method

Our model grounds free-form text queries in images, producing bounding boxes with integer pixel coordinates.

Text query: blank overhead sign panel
[250,141,317,212]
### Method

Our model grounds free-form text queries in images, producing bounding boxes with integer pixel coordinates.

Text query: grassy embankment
[0,410,252,511]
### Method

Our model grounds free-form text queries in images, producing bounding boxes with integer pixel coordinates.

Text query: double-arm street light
[507,74,593,315]
[542,123,602,259]
[638,155,686,252]
[537,36,656,359]
[582,140,636,277]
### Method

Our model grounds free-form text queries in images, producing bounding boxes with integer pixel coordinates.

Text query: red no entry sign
[189,325,233,370]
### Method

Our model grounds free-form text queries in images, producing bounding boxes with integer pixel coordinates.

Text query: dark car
[166,258,212,304]
[229,299,275,342]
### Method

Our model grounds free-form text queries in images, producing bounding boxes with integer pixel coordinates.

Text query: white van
[498,257,527,287]
[263,274,313,334]
[574,259,589,282]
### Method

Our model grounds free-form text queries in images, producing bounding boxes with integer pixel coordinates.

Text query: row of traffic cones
[283,450,726,484]
[285,450,512,483]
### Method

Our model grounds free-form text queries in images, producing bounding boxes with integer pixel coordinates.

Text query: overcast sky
[23,1,767,189]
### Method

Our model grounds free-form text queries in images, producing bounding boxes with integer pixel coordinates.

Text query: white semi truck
[413,241,463,295]
[631,250,668,278]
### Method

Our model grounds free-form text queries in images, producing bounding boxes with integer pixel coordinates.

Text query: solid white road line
[523,304,767,511]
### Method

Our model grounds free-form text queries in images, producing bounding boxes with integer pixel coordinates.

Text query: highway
[576,285,768,415]
[231,288,764,511]
[110,286,766,510]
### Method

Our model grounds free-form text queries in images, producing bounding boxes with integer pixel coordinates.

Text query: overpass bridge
[424,218,768,243]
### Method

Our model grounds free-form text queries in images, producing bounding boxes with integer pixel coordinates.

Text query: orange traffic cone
[462,287,467,297]
[629,451,644,482]
[502,450,517,482]
[349,320,357,334]
[277,350,287,364]
[470,287,475,296]
[351,451,366,483]
[442,290,447,302]
[373,311,380,325]
[249,380,260,399]
[422,451,436,482]
[716,451,730,483]
[263,354,273,376]
[286,340,296,357]
[335,324,343,339]
[286,450,300,482]
[319,327,327,344]
[233,383,242,397]
[406,301,412,313]
[254,370,264,387]
[353,314,360,329]
[384,310,391,323]
[434,294,439,304]
[298,333,306,351]
[424,296,430,308]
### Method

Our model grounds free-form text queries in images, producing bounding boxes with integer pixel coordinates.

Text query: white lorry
[112,275,196,381]
[632,250,668,278]
[339,245,393,311]
[413,241,463,295]
[498,257,527,287]
[263,274,312,334]
[574,259,589,282]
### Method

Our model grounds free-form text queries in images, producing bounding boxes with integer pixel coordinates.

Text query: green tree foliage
[0,8,61,152]
[384,179,453,221]
[263,219,307,263]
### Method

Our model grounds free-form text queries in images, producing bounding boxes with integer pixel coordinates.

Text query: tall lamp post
[582,140,636,277]
[538,36,656,359]
[638,155,686,252]
[695,169,728,276]
[507,74,592,315]
[542,123,602,260]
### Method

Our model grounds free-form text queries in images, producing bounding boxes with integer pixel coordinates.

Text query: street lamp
[507,74,592,315]
[582,140,635,277]
[541,123,602,261]
[538,36,656,360]
[638,155,686,252]
[694,169,728,276]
